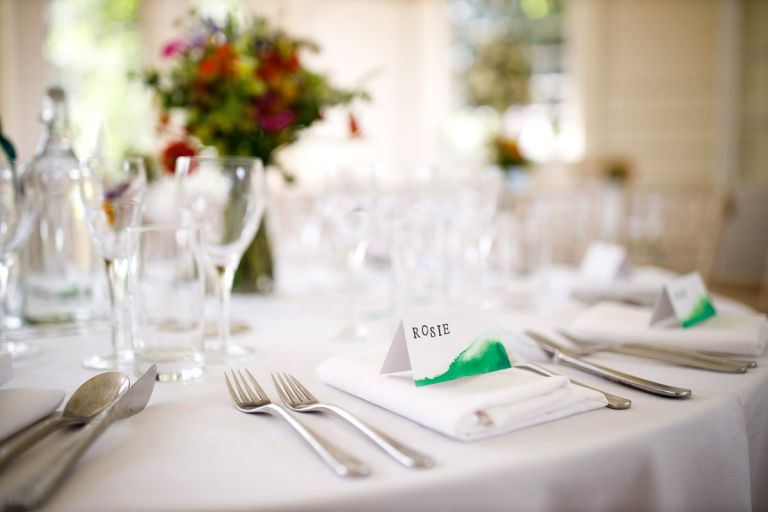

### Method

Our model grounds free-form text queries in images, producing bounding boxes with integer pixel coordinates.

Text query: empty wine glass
[175,156,266,360]
[0,160,39,358]
[79,156,146,370]
[321,170,376,341]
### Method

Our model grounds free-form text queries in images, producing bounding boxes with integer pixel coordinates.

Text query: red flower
[257,52,283,83]
[284,52,300,73]
[161,140,198,174]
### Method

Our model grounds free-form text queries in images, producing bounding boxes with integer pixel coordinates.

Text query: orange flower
[348,112,361,138]
[198,44,237,80]
[101,200,115,226]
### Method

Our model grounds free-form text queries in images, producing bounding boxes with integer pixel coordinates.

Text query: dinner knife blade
[523,331,692,399]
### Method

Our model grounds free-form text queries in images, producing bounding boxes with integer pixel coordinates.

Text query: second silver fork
[225,369,369,478]
[272,373,434,469]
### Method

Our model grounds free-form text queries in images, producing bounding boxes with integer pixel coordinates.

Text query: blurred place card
[380,312,511,387]
[580,241,631,283]
[650,272,717,329]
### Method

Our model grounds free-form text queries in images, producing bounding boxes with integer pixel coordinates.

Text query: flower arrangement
[143,13,364,292]
[144,14,362,173]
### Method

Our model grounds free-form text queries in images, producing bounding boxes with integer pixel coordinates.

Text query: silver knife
[0,365,157,512]
[557,330,753,373]
[524,331,692,398]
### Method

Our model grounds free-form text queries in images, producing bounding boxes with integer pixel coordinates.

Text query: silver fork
[272,372,434,468]
[224,369,370,478]
[512,362,631,410]
[557,330,754,373]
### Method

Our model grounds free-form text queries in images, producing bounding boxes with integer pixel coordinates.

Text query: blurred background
[1,0,766,310]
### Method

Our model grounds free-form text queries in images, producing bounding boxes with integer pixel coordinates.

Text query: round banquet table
[2,292,767,512]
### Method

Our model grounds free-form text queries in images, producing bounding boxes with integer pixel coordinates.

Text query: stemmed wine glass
[321,169,375,341]
[0,160,39,358]
[175,156,266,360]
[79,156,146,370]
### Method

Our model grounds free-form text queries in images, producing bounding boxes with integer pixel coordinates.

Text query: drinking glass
[131,225,204,381]
[322,181,374,341]
[79,156,146,369]
[0,161,39,358]
[175,156,266,360]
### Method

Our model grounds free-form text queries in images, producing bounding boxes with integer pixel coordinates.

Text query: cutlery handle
[0,409,117,511]
[514,363,631,410]
[557,353,692,398]
[0,413,64,471]
[567,379,632,410]
[608,345,746,373]
[617,343,755,370]
[323,404,434,468]
[265,404,369,478]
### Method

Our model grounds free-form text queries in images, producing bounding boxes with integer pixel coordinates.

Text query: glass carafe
[21,87,102,323]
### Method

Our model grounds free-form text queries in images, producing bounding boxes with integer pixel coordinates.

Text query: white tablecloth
[2,294,767,512]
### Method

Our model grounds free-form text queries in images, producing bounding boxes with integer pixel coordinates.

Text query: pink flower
[257,109,296,132]
[162,39,185,58]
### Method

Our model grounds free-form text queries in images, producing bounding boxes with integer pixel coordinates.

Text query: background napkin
[316,349,606,442]
[568,302,768,356]
[571,266,676,304]
[0,388,66,442]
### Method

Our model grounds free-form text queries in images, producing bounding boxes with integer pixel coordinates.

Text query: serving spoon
[0,372,129,470]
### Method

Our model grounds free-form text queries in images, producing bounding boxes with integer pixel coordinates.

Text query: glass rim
[177,155,263,164]
[81,155,146,164]
[128,224,201,234]
[175,155,264,176]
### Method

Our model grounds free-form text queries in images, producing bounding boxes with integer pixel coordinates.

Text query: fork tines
[225,368,270,407]
[272,372,318,407]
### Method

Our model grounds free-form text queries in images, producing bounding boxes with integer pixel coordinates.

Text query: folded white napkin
[316,349,606,442]
[571,266,677,303]
[0,388,66,442]
[568,302,768,356]
[0,352,11,386]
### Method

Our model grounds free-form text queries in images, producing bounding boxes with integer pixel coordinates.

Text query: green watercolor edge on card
[681,294,716,328]
[414,337,512,387]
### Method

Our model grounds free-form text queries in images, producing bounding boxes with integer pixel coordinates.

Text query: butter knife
[524,331,692,398]
[0,365,157,511]
[557,331,753,373]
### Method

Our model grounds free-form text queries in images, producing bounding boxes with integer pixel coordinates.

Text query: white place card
[380,312,511,387]
[650,272,717,328]
[579,241,631,283]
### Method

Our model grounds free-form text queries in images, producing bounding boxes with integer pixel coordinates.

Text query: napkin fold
[569,302,768,356]
[316,349,606,442]
[0,388,66,442]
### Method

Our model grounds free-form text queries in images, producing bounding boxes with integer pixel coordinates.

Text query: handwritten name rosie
[411,323,450,340]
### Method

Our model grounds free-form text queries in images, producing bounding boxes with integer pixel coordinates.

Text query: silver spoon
[0,372,129,470]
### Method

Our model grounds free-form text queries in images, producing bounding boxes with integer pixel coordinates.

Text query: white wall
[570,0,768,284]
[570,0,728,186]
[0,0,50,161]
